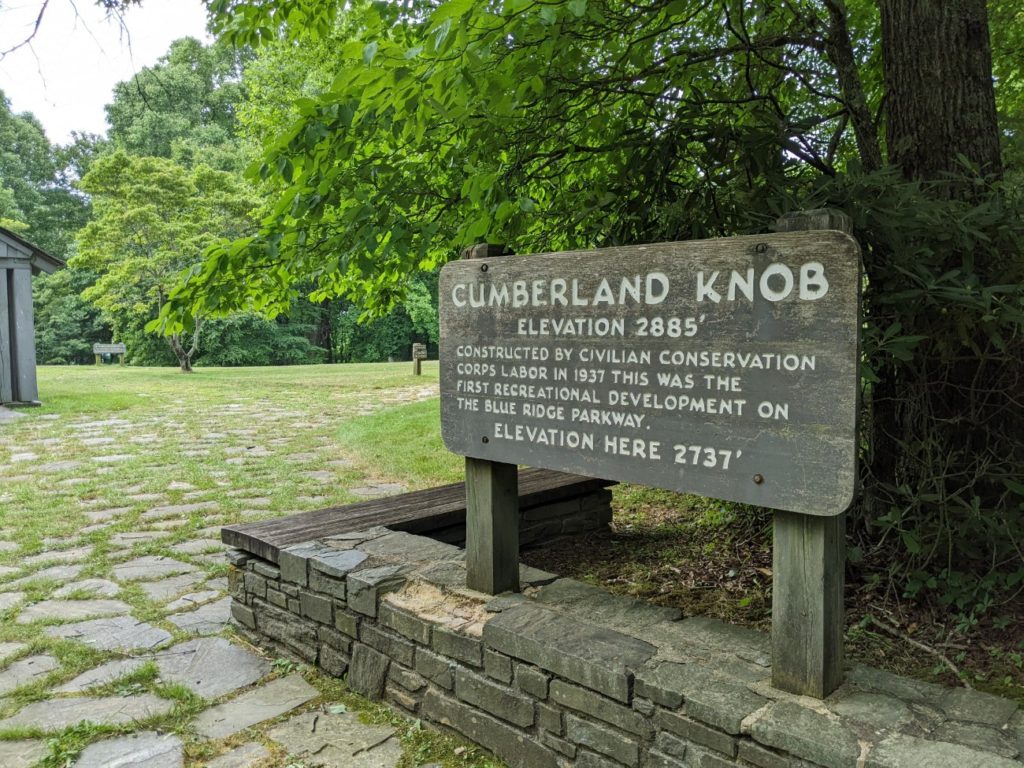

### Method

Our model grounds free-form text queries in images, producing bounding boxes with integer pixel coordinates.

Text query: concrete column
[9,267,38,404]
[0,269,12,403]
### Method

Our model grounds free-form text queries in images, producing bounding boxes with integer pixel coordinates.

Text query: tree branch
[822,0,883,171]
[0,0,51,58]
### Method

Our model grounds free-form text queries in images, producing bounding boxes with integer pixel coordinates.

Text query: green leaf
[568,0,587,17]
[538,5,558,23]
[901,532,922,554]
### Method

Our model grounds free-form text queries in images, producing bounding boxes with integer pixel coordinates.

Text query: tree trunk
[864,1,1011,551]
[823,0,882,172]
[313,300,335,363]
[879,0,1002,183]
[168,333,194,373]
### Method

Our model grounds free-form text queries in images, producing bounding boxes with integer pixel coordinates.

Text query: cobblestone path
[0,373,450,767]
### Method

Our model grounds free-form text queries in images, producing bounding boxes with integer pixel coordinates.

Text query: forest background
[2,37,439,370]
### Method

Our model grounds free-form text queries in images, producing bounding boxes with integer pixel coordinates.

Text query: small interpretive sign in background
[439,232,860,516]
[93,343,127,355]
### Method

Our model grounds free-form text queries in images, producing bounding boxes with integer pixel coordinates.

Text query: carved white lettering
[799,261,829,299]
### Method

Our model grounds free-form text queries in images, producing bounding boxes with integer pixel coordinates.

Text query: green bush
[197,313,324,366]
[805,168,1024,616]
[33,268,111,365]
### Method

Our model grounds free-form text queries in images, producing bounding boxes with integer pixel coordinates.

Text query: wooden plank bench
[222,467,615,564]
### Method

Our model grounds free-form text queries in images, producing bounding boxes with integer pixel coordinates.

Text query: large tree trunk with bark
[879,0,1002,183]
[864,0,1012,545]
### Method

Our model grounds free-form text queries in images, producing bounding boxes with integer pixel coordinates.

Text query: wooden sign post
[412,343,427,376]
[770,209,853,698]
[460,244,520,594]
[440,227,860,698]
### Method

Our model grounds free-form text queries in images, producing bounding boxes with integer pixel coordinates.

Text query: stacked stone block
[227,529,1023,768]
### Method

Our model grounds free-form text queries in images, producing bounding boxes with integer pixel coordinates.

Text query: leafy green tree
[198,312,325,366]
[173,0,1024,596]
[0,90,90,256]
[106,37,250,171]
[74,150,255,371]
[335,273,438,362]
[0,181,26,232]
[0,96,110,364]
[33,266,111,364]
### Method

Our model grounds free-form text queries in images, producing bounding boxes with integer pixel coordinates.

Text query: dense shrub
[197,313,324,366]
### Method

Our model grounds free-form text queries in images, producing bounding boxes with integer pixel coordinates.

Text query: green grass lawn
[35,361,440,416]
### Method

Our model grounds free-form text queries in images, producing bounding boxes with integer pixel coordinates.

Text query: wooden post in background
[412,343,426,376]
[461,243,520,594]
[771,208,853,698]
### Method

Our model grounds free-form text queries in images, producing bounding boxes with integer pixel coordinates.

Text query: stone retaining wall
[227,528,1023,768]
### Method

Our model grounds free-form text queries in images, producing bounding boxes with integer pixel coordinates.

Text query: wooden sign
[93,343,126,355]
[412,343,428,360]
[439,232,860,517]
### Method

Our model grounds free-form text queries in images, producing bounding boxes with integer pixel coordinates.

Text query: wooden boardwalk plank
[222,468,613,563]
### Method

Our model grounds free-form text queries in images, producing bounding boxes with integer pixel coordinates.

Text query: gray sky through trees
[0,0,209,143]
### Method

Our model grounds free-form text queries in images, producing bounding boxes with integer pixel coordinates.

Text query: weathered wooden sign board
[93,343,127,355]
[439,232,860,517]
[412,343,428,360]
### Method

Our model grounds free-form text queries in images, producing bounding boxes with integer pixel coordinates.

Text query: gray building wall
[0,229,62,405]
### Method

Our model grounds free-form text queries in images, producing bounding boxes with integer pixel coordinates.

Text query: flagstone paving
[0,641,27,661]
[52,578,121,598]
[164,589,222,612]
[0,693,175,731]
[110,531,168,547]
[45,616,173,651]
[194,674,319,739]
[139,572,206,602]
[0,370,443,766]
[22,545,94,566]
[0,406,25,424]
[167,596,232,635]
[112,555,200,582]
[0,740,47,768]
[16,598,132,624]
[56,657,149,693]
[268,709,403,768]
[152,637,270,699]
[5,564,84,588]
[0,592,25,610]
[74,731,184,768]
[0,655,59,695]
[206,741,272,768]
